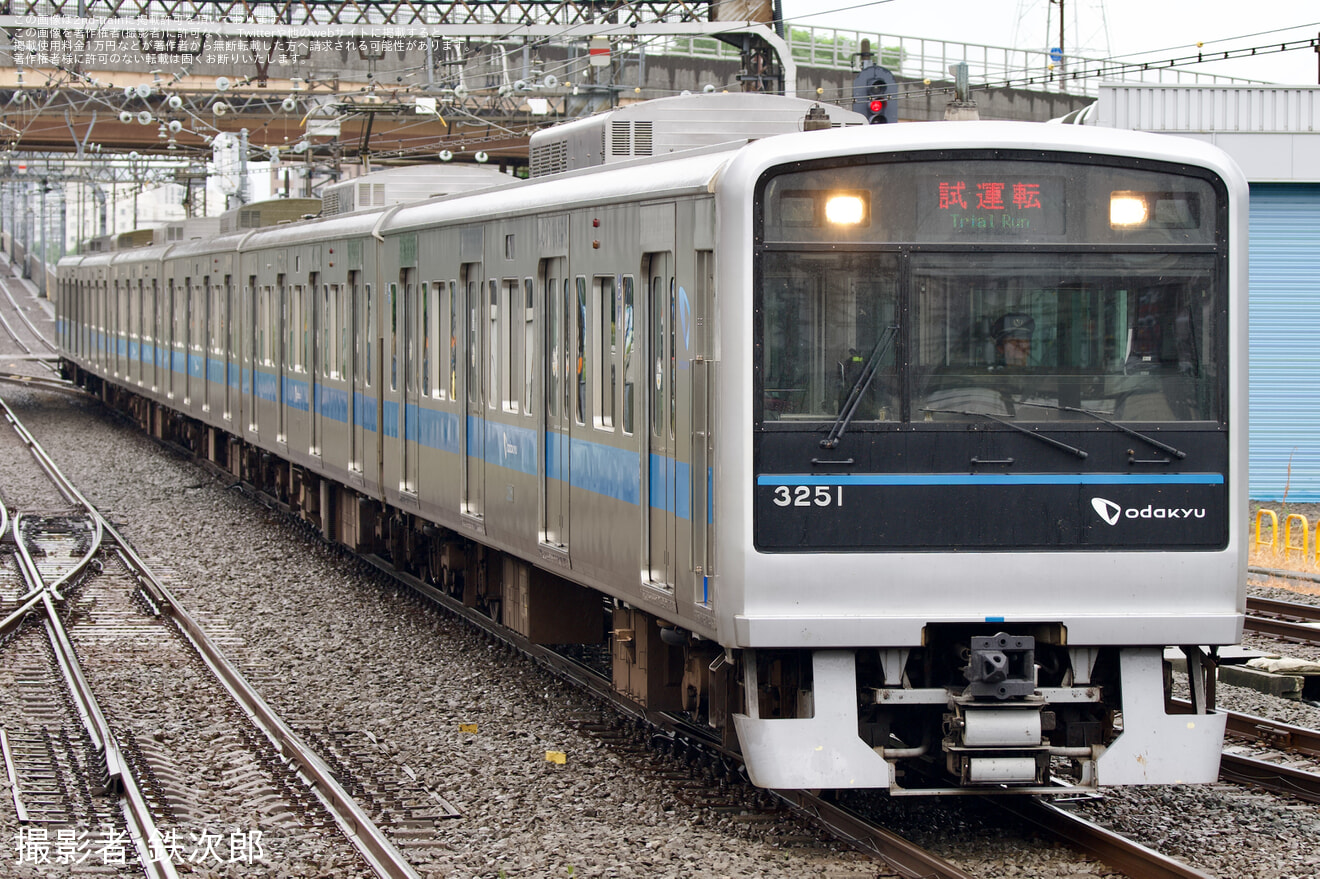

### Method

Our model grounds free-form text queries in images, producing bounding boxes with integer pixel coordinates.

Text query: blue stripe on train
[108,356,702,515]
[756,473,1225,486]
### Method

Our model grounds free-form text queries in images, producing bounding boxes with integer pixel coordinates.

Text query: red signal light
[869,99,885,113]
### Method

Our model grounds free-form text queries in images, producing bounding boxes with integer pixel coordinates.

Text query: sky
[778,0,1319,86]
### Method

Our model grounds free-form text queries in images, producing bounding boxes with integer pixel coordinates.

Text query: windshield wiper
[920,408,1088,459]
[1016,402,1185,460]
[821,324,899,450]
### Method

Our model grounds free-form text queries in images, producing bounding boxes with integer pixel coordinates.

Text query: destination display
[916,175,1066,240]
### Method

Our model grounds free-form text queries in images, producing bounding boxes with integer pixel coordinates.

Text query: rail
[0,272,58,354]
[997,798,1216,879]
[0,393,423,879]
[1243,595,1320,645]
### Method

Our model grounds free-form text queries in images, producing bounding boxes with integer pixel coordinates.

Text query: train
[56,94,1248,794]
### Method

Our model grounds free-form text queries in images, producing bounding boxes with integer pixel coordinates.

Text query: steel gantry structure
[0,1,794,162]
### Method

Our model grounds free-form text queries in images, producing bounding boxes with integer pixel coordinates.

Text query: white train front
[58,105,1247,795]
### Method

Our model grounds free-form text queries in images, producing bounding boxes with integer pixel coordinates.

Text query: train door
[224,276,234,422]
[110,279,120,377]
[248,280,260,439]
[277,277,287,443]
[646,252,677,593]
[150,280,160,391]
[203,278,213,412]
[184,277,195,404]
[309,272,321,457]
[541,260,570,549]
[349,272,364,475]
[460,263,484,521]
[168,278,178,398]
[401,269,419,493]
[132,279,143,385]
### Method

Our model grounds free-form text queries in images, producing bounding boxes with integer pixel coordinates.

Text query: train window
[651,276,663,438]
[524,278,535,416]
[546,275,559,419]
[563,279,572,416]
[389,282,398,391]
[406,281,417,396]
[597,276,616,429]
[466,279,478,405]
[489,279,499,410]
[287,285,297,372]
[448,280,458,400]
[622,276,635,435]
[130,282,140,363]
[503,279,519,413]
[364,283,374,389]
[284,285,293,370]
[575,277,587,426]
[761,252,900,423]
[669,277,676,442]
[225,279,234,363]
[322,285,332,378]
[424,282,435,397]
[339,283,349,381]
[299,284,309,373]
[205,281,214,354]
[256,286,266,367]
[911,252,1220,422]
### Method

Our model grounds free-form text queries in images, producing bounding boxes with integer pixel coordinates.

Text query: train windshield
[756,155,1226,426]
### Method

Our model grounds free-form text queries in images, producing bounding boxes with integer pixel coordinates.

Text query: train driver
[992,313,1034,368]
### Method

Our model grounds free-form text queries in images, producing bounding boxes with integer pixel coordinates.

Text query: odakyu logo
[1091,497,1206,526]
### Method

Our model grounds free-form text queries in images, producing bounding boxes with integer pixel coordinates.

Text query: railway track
[0,267,59,375]
[1243,594,1320,646]
[0,395,429,878]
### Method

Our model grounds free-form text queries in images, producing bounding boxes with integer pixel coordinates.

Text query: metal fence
[660,26,1260,97]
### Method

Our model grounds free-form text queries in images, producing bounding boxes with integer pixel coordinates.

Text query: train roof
[721,120,1250,194]
[320,163,513,216]
[528,92,867,176]
[384,142,742,234]
[230,204,394,249]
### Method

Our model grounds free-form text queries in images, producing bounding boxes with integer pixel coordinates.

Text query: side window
[523,278,535,416]
[365,283,374,388]
[546,275,558,419]
[622,276,635,434]
[448,281,458,400]
[488,279,498,410]
[425,281,437,397]
[503,278,518,412]
[322,284,332,378]
[405,281,415,395]
[389,282,398,391]
[575,276,587,426]
[467,279,478,404]
[651,276,663,437]
[596,275,616,429]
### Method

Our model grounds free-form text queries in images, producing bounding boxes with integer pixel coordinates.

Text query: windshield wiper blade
[920,408,1088,459]
[1016,402,1185,460]
[821,324,899,450]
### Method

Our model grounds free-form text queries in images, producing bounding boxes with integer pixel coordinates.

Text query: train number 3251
[771,486,843,507]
